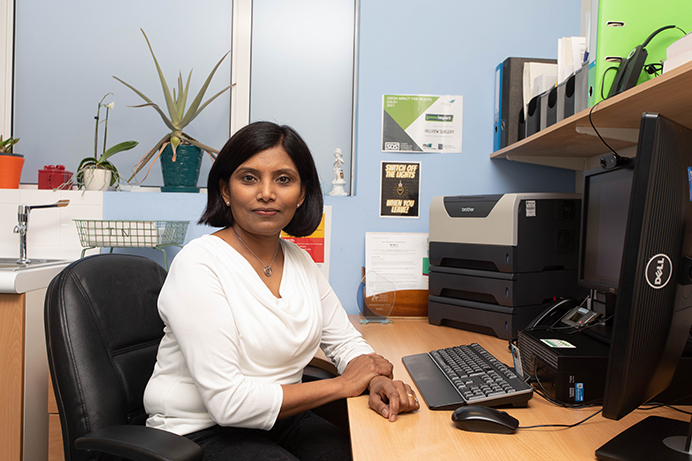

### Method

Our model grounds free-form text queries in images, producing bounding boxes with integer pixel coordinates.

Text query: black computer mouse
[451,405,519,434]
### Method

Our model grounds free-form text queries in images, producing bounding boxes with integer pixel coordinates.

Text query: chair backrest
[45,254,167,461]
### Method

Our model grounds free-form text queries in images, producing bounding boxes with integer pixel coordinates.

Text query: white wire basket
[74,220,189,268]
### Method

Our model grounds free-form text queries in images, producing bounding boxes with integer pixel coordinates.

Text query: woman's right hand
[337,353,394,397]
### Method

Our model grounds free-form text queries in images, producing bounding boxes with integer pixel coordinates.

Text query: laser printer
[428,193,587,340]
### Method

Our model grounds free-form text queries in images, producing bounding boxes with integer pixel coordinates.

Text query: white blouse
[143,234,373,435]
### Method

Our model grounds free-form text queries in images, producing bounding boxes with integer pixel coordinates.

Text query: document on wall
[282,206,331,280]
[365,232,429,296]
[382,94,462,153]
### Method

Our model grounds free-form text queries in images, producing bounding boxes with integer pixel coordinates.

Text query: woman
[143,121,419,460]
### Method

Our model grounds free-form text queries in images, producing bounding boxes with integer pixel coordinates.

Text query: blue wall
[323,0,581,312]
[20,0,582,314]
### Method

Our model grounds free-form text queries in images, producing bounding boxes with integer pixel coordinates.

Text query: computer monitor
[577,149,635,334]
[578,159,634,294]
[592,113,692,460]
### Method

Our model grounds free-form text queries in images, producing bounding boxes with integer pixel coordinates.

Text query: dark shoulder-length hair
[199,121,323,237]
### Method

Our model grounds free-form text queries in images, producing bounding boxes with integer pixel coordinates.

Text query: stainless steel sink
[0,258,70,271]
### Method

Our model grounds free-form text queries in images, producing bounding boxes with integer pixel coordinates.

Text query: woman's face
[221,145,306,238]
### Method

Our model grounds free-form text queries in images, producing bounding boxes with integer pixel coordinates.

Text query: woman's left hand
[367,376,420,422]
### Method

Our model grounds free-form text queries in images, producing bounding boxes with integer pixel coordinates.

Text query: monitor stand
[596,415,692,460]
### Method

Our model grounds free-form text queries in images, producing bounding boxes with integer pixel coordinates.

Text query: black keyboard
[402,343,533,410]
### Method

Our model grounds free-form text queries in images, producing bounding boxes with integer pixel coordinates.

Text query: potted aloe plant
[114,29,231,192]
[76,94,138,191]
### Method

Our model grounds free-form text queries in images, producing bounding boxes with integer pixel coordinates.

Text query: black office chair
[44,254,203,461]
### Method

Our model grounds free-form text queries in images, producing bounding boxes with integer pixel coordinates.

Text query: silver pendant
[264,266,273,277]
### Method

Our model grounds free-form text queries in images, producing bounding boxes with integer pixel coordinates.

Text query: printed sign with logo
[382,94,463,153]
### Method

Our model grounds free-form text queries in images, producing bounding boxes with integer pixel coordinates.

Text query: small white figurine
[333,148,345,181]
[329,148,348,196]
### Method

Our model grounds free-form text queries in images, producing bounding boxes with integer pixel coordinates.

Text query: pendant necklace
[232,227,280,277]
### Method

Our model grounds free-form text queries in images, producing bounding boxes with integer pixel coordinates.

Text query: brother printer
[428,193,587,340]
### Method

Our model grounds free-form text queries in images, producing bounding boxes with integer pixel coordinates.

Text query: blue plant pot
[159,144,203,192]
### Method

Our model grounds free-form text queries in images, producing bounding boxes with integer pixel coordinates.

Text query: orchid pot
[80,166,113,191]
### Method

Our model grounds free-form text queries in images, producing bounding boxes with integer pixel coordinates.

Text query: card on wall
[380,161,421,219]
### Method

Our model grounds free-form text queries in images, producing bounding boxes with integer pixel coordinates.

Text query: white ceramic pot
[81,168,112,191]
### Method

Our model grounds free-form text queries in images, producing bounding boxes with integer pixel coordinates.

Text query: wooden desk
[346,316,691,461]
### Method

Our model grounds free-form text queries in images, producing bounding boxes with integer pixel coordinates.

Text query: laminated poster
[281,206,331,280]
[382,94,463,153]
[380,161,421,218]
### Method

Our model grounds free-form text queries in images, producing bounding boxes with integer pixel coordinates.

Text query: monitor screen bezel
[577,161,635,294]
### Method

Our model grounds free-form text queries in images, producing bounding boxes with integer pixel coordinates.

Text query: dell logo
[655,258,665,285]
[645,253,673,289]
[461,207,475,213]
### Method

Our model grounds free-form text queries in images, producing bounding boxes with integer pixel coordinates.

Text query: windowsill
[16,184,209,193]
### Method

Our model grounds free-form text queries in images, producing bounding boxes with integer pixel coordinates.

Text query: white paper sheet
[365,232,428,296]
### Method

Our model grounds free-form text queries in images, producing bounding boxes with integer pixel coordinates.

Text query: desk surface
[345,316,691,461]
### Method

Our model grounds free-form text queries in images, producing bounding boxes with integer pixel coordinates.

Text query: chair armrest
[75,425,203,461]
[308,356,338,376]
[304,356,338,382]
[303,364,337,382]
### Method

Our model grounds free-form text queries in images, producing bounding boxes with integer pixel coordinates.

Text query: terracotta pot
[0,153,25,189]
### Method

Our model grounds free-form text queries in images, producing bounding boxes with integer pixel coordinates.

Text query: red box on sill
[38,165,73,190]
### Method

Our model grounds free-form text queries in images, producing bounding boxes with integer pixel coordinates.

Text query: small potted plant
[0,135,23,189]
[77,94,138,191]
[113,29,231,192]
[0,135,20,153]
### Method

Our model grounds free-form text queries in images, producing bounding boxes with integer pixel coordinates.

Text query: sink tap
[13,199,70,264]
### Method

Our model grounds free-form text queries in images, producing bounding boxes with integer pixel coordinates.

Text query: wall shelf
[490,60,692,170]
